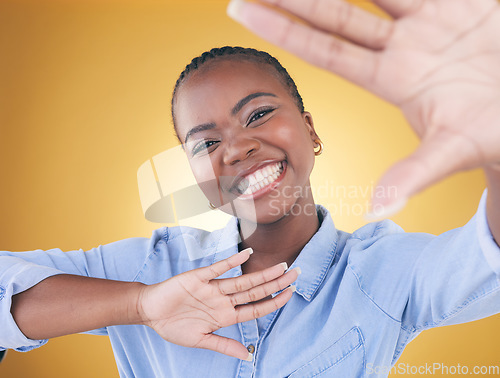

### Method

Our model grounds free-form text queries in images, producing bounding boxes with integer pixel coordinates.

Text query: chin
[230,197,300,226]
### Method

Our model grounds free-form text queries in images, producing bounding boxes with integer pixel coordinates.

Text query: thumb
[196,334,253,361]
[365,131,478,220]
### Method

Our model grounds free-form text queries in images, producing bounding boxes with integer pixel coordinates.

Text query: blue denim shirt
[1,191,500,377]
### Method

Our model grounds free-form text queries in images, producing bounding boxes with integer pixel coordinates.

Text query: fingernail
[227,0,245,21]
[245,352,253,361]
[364,198,407,221]
[240,247,253,255]
[280,262,288,271]
[293,267,302,275]
[289,284,296,293]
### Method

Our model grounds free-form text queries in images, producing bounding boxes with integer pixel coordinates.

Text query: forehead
[174,59,290,136]
[178,59,286,102]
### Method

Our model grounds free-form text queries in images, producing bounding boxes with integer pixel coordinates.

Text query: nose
[222,135,260,166]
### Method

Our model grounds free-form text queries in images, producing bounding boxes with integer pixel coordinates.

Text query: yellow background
[0,0,498,377]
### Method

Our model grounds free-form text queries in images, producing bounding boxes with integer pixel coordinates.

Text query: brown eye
[192,140,218,156]
[247,107,275,126]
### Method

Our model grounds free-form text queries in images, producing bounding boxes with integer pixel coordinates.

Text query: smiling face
[173,58,319,224]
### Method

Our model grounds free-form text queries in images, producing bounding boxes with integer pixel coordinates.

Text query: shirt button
[247,344,255,354]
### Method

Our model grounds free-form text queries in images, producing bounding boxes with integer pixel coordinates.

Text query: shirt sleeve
[347,190,500,361]
[402,190,500,329]
[0,227,166,352]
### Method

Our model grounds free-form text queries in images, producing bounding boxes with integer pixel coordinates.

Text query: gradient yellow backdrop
[0,0,498,377]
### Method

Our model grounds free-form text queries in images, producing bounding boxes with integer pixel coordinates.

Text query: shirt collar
[288,205,339,301]
[211,205,339,300]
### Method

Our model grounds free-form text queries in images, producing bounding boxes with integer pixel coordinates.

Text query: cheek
[190,159,214,181]
[189,148,224,180]
[189,155,240,207]
[270,117,315,168]
[189,156,221,202]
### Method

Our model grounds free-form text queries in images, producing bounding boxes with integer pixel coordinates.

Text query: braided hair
[171,46,305,141]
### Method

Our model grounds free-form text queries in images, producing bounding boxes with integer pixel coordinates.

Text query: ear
[302,112,320,146]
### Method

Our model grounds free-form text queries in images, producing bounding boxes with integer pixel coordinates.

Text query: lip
[229,159,282,191]
[232,160,287,201]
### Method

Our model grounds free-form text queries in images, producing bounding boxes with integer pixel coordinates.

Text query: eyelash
[191,107,276,156]
[191,140,218,156]
[246,107,275,126]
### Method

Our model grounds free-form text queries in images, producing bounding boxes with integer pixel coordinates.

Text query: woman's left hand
[228,0,500,215]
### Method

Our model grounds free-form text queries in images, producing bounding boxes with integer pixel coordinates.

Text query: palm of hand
[375,1,500,168]
[232,0,500,209]
[137,250,297,360]
[145,273,236,348]
[364,0,500,198]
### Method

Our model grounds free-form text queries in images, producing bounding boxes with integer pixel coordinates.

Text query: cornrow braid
[171,46,304,141]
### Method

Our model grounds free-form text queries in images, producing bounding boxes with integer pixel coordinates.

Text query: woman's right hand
[228,0,500,218]
[136,248,299,361]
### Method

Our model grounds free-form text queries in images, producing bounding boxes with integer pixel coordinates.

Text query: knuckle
[208,265,219,278]
[247,289,258,303]
[217,282,228,296]
[371,19,394,49]
[246,274,256,288]
[308,0,322,19]
[257,271,267,285]
[275,278,285,291]
[235,311,243,324]
[275,292,287,305]
[326,38,344,70]
[224,259,234,270]
[229,294,238,308]
[334,1,352,34]
[278,19,294,47]
[214,337,225,354]
[234,280,244,293]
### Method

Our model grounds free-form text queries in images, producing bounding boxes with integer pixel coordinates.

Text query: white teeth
[248,175,257,186]
[236,161,284,196]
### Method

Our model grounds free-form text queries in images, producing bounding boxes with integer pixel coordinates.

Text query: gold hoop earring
[314,139,324,156]
[208,202,217,210]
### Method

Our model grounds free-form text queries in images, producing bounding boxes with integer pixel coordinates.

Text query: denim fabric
[1,191,499,377]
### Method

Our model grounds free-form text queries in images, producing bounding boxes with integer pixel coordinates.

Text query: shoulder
[346,219,434,262]
[135,223,234,283]
[340,220,435,318]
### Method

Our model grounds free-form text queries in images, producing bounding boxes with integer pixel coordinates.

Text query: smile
[236,161,285,198]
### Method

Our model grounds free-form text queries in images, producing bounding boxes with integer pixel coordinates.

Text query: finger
[372,0,424,18]
[217,261,288,295]
[255,0,394,50]
[235,285,295,323]
[195,334,252,361]
[230,267,300,305]
[227,1,380,93]
[197,248,253,282]
[365,130,480,220]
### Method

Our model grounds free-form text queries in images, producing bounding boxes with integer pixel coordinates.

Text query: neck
[238,188,320,274]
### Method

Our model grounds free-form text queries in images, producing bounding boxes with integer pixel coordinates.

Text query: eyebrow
[184,122,216,145]
[231,92,276,115]
[183,92,277,145]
